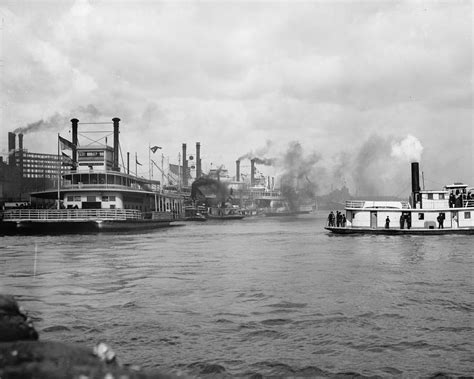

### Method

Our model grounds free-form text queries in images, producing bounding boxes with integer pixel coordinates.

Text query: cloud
[0,0,471,189]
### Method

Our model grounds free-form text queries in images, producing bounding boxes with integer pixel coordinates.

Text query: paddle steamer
[0,118,185,233]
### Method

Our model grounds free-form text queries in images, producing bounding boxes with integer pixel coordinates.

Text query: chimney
[236,160,240,182]
[112,118,120,172]
[411,162,421,208]
[127,152,130,175]
[18,133,23,150]
[250,159,256,186]
[8,132,15,166]
[196,142,201,179]
[182,143,188,187]
[71,118,79,167]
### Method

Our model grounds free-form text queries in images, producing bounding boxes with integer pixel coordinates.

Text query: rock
[0,295,38,342]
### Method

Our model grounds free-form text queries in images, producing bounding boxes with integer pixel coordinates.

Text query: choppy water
[1,214,472,378]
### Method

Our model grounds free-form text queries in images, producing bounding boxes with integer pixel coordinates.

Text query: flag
[150,146,161,153]
[136,158,142,166]
[58,135,75,150]
[61,152,73,166]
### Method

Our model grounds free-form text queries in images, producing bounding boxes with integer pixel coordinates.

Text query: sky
[0,0,472,196]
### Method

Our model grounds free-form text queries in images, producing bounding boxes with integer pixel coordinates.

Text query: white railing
[345,200,365,208]
[2,209,142,221]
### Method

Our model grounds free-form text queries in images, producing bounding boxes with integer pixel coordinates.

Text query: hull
[265,210,310,217]
[325,226,474,235]
[206,214,245,220]
[0,219,174,235]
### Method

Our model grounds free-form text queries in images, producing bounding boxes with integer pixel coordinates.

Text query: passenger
[455,195,463,208]
[385,216,390,229]
[406,214,411,229]
[437,214,442,229]
[327,211,335,226]
[399,214,405,229]
[342,214,346,227]
[336,211,341,227]
[449,192,455,208]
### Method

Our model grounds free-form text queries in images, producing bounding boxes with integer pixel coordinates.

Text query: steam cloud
[391,135,424,162]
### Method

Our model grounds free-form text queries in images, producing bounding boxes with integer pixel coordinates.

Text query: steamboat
[325,162,474,235]
[0,118,185,234]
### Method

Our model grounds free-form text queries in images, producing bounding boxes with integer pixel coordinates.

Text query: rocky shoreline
[0,294,177,379]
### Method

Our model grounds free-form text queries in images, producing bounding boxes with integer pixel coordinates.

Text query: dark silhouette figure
[385,216,390,229]
[399,214,405,229]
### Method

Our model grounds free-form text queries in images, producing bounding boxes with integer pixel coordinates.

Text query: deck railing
[345,200,411,209]
[2,209,143,221]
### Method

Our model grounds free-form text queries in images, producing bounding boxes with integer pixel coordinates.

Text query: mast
[57,134,61,209]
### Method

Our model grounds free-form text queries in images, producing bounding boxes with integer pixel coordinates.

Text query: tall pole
[161,153,164,189]
[57,134,60,209]
[135,152,138,177]
[148,143,151,180]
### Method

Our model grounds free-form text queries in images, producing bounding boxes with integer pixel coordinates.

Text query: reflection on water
[1,214,472,377]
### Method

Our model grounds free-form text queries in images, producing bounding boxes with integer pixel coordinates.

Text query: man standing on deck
[385,216,390,229]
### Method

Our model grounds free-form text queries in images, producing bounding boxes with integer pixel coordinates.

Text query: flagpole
[135,152,138,177]
[57,134,61,209]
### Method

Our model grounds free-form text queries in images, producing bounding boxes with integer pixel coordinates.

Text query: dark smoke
[238,140,273,161]
[252,157,276,166]
[191,177,229,205]
[278,141,320,211]
[13,105,103,134]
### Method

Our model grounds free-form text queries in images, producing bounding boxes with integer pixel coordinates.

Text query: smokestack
[250,159,256,186]
[236,160,240,182]
[127,152,130,175]
[182,143,188,187]
[8,132,15,166]
[411,162,421,208]
[18,133,23,150]
[196,142,201,179]
[112,118,120,172]
[71,118,79,167]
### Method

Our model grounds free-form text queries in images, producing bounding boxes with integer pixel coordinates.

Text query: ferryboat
[325,162,474,235]
[0,118,185,234]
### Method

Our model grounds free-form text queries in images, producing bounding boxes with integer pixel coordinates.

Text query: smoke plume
[13,105,103,134]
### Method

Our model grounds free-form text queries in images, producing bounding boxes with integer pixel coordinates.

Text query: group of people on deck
[449,190,473,208]
[327,211,346,227]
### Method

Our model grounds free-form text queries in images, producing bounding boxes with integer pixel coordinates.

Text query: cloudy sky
[0,0,472,195]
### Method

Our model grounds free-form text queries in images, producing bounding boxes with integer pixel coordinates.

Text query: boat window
[465,212,471,219]
[102,196,109,202]
[427,193,433,200]
[110,204,116,209]
[418,213,424,220]
[439,193,445,200]
[67,196,74,201]
[87,196,96,202]
[74,196,81,201]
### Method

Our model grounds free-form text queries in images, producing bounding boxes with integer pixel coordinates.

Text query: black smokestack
[250,159,255,186]
[196,142,201,179]
[182,143,188,186]
[71,118,79,167]
[411,162,421,208]
[8,132,15,166]
[127,152,130,175]
[411,162,420,193]
[236,160,240,182]
[112,118,120,172]
[18,133,23,150]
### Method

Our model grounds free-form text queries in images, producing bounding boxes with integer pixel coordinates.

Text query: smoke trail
[332,134,423,197]
[238,140,274,161]
[13,105,103,134]
[278,141,320,211]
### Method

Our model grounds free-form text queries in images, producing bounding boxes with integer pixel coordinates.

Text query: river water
[1,214,472,378]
